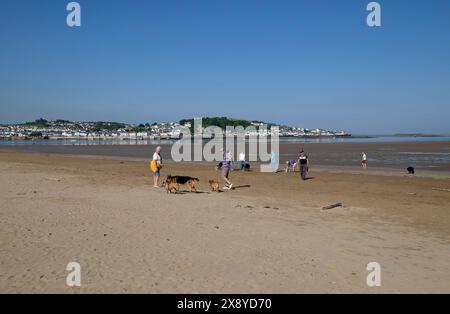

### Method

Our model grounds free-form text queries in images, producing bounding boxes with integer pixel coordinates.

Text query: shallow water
[2,140,450,172]
[1,136,450,146]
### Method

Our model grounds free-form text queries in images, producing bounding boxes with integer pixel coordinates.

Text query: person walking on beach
[151,146,162,188]
[222,150,233,190]
[271,151,279,172]
[298,150,309,180]
[229,153,235,171]
[238,152,246,171]
[362,152,367,169]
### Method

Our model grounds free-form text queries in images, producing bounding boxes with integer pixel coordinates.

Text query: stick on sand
[432,188,450,192]
[322,203,343,210]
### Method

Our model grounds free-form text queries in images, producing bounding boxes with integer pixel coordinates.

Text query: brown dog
[165,175,199,193]
[163,179,180,194]
[186,178,199,192]
[208,180,220,192]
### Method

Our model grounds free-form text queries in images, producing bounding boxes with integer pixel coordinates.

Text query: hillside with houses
[0,118,351,140]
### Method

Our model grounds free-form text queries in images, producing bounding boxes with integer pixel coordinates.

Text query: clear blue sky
[1,0,449,134]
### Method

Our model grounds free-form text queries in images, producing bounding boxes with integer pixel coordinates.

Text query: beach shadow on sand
[231,184,251,190]
[176,190,209,194]
[167,185,251,194]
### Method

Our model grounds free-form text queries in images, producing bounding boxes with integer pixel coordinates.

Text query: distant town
[0,118,351,140]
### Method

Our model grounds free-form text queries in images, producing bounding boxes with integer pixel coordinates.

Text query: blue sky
[1,0,449,134]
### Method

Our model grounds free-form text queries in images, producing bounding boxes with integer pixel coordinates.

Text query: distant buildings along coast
[0,118,351,141]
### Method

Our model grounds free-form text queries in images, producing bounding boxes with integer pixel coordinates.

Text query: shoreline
[2,140,450,173]
[1,148,449,179]
[2,137,450,144]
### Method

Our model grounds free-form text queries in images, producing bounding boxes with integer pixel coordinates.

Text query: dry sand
[0,150,450,293]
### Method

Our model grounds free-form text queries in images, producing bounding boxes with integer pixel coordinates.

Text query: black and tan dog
[163,179,180,194]
[164,175,199,192]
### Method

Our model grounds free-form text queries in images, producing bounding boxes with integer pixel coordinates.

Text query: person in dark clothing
[298,150,309,180]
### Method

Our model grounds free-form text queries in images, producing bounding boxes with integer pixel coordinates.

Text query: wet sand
[4,141,450,172]
[1,150,450,293]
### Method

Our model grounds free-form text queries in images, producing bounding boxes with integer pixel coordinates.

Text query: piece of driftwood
[322,203,343,210]
[432,188,450,192]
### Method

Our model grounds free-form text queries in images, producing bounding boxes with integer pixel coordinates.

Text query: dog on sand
[208,180,220,192]
[165,175,199,192]
[163,179,180,194]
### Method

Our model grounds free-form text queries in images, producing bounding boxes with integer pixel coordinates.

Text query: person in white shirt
[362,152,367,169]
[298,150,309,180]
[238,152,246,171]
[152,146,162,187]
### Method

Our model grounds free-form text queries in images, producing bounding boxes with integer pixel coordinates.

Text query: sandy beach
[1,149,450,293]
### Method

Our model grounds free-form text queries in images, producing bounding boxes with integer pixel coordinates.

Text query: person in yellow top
[151,146,162,188]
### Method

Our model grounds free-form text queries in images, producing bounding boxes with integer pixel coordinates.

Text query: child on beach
[271,152,278,172]
[238,152,246,171]
[362,152,367,169]
[222,150,233,190]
